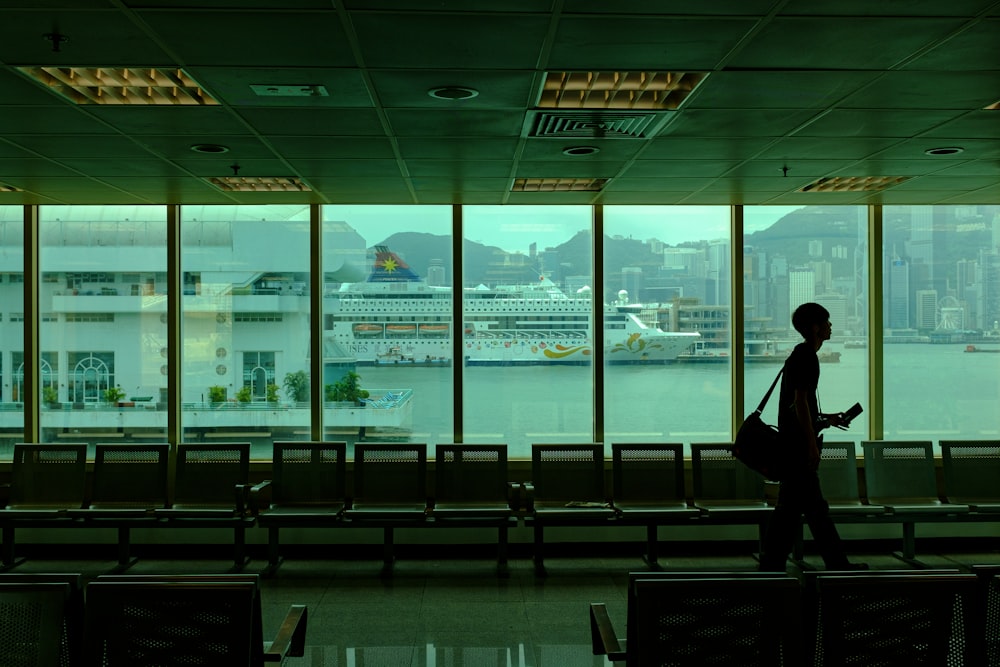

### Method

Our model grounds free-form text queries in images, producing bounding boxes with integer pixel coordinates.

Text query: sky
[323,204,805,253]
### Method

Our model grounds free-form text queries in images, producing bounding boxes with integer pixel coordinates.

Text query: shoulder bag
[731,365,784,481]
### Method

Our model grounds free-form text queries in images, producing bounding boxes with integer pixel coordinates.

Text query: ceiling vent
[529,111,661,139]
[800,176,909,193]
[511,178,608,192]
[540,71,706,110]
[18,67,218,105]
[207,177,310,192]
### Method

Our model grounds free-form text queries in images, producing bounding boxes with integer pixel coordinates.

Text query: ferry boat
[327,247,700,366]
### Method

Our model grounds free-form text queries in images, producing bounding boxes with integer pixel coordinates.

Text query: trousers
[759,466,850,570]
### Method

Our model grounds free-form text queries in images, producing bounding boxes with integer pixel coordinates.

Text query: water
[361,342,1000,457]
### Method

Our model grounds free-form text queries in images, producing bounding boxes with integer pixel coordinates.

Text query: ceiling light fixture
[0,183,24,192]
[17,66,219,105]
[428,86,479,100]
[539,71,706,110]
[512,178,608,192]
[207,176,311,193]
[562,146,600,156]
[800,176,909,193]
[190,144,230,154]
[924,146,964,156]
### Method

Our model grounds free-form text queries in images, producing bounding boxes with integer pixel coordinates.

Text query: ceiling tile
[188,67,374,108]
[385,109,525,137]
[87,106,253,135]
[643,137,774,160]
[238,108,386,136]
[923,111,1000,138]
[903,20,1000,70]
[794,109,966,138]
[396,138,520,160]
[0,106,118,134]
[840,71,1000,110]
[268,137,396,160]
[54,159,192,178]
[603,178,715,192]
[727,18,967,69]
[756,136,903,160]
[778,0,1000,16]
[520,139,645,162]
[659,109,819,138]
[626,160,740,178]
[133,135,277,160]
[687,71,880,110]
[4,135,161,159]
[288,159,403,178]
[405,161,512,178]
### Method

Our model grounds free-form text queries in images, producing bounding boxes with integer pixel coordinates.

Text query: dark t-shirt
[777,341,820,439]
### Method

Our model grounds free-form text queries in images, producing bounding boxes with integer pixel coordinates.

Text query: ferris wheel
[935,296,962,330]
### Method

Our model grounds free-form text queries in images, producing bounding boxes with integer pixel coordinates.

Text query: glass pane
[604,206,730,449]
[0,206,25,459]
[322,205,451,455]
[743,206,869,439]
[882,204,1000,442]
[181,205,311,459]
[462,206,593,457]
[39,206,168,454]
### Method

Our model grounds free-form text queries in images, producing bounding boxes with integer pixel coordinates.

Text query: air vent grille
[800,176,909,193]
[530,111,659,139]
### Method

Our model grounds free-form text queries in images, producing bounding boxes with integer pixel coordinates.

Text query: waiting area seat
[84,574,307,666]
[66,443,169,572]
[862,440,970,566]
[591,573,801,666]
[0,575,80,667]
[250,442,348,575]
[429,444,516,573]
[153,443,255,570]
[342,443,429,572]
[524,444,616,574]
[609,443,700,569]
[940,439,1000,513]
[0,444,88,571]
[690,443,772,555]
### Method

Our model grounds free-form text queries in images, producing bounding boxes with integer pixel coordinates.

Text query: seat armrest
[264,604,308,662]
[521,482,535,512]
[589,603,625,660]
[248,480,272,516]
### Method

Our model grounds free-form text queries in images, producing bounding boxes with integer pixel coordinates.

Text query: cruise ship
[328,247,700,366]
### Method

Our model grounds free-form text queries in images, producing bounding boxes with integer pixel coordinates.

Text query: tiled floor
[8,544,1000,666]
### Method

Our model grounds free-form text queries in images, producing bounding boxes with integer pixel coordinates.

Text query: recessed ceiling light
[207,176,310,192]
[17,66,218,105]
[539,71,706,110]
[562,146,600,156]
[190,144,230,154]
[800,176,909,193]
[924,146,964,156]
[512,178,608,192]
[428,86,479,100]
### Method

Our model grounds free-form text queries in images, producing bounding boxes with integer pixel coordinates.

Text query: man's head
[792,302,831,339]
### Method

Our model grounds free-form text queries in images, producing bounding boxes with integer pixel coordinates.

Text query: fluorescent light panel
[512,178,607,192]
[800,176,909,193]
[18,67,218,105]
[208,177,310,192]
[539,71,706,110]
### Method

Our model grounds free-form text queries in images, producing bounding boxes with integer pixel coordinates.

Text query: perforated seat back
[691,443,766,502]
[862,441,938,504]
[271,442,346,506]
[173,443,250,507]
[0,582,72,667]
[353,444,427,504]
[817,442,863,504]
[940,440,1000,504]
[9,444,87,510]
[91,444,169,508]
[531,444,605,503]
[434,444,508,504]
[612,443,685,503]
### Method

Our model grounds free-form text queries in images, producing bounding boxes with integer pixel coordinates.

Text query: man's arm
[793,388,820,470]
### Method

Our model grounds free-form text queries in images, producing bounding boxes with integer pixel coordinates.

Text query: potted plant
[266,382,280,403]
[208,385,227,405]
[235,386,253,403]
[103,386,126,405]
[327,371,369,406]
[42,385,59,407]
[283,370,309,404]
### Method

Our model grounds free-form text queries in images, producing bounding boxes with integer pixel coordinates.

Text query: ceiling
[0,0,998,207]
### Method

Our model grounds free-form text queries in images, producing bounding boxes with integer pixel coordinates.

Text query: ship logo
[369,245,421,283]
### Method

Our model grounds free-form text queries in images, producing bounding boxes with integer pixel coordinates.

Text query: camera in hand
[843,402,863,423]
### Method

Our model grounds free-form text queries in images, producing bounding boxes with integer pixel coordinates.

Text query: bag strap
[753,365,784,415]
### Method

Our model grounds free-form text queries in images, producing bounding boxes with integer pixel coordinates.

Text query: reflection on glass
[462,206,593,457]
[0,206,24,459]
[181,205,310,458]
[604,206,730,448]
[882,204,1000,441]
[743,206,869,438]
[322,205,452,454]
[38,206,167,452]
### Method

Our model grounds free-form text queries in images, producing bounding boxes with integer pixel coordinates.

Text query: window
[463,206,593,457]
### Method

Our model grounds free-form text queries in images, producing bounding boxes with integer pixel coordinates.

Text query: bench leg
[642,525,661,570]
[892,522,926,568]
[111,526,139,573]
[497,523,509,577]
[263,526,283,576]
[1,525,25,570]
[382,527,395,574]
[533,524,546,575]
[230,525,250,572]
